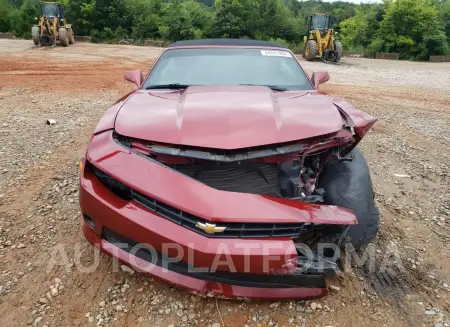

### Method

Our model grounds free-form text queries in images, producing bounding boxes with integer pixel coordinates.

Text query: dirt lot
[0,39,449,327]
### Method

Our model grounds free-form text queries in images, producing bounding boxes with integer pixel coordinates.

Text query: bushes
[2,0,38,38]
[375,0,447,60]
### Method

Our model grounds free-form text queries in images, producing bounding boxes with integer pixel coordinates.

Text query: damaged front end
[113,126,358,277]
[114,126,354,202]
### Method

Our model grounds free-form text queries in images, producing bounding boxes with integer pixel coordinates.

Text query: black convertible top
[168,39,288,49]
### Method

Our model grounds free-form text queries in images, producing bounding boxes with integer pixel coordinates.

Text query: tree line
[0,0,449,60]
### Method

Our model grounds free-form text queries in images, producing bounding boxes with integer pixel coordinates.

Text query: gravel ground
[0,40,449,327]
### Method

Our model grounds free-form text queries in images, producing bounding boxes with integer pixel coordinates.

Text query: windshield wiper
[145,83,191,90]
[239,84,289,91]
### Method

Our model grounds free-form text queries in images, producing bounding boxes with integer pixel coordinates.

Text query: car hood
[114,86,344,149]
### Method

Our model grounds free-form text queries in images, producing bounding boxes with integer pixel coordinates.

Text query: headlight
[87,161,133,200]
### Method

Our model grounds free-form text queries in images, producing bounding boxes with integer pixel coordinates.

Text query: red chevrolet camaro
[79,39,379,300]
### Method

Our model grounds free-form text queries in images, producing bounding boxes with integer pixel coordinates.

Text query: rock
[50,287,58,296]
[329,285,340,292]
[33,317,43,327]
[46,119,57,125]
[17,243,26,249]
[435,323,443,327]
[211,323,221,327]
[115,305,123,312]
[85,312,91,318]
[99,301,106,307]
[181,315,188,322]
[424,310,437,315]
[269,302,280,309]
[310,302,318,310]
[296,305,305,312]
[120,265,135,275]
[39,297,48,304]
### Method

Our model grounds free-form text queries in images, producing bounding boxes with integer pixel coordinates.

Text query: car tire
[318,147,380,249]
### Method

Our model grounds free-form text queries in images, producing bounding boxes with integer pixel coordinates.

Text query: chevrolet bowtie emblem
[195,222,227,234]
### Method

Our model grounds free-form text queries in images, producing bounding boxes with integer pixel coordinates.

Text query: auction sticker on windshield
[260,50,292,58]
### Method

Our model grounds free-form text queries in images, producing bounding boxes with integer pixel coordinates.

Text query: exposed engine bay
[114,128,355,204]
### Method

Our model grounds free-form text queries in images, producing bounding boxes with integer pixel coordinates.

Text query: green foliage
[6,0,38,38]
[0,0,12,32]
[1,0,449,59]
[340,5,383,51]
[376,0,447,59]
[127,0,163,40]
[162,0,214,41]
[441,0,450,43]
[213,0,301,43]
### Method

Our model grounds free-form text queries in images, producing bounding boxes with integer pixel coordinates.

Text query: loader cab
[41,2,64,21]
[307,14,337,33]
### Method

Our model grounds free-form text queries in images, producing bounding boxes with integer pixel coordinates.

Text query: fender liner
[319,147,380,249]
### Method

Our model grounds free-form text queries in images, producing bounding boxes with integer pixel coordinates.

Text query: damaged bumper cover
[79,131,357,299]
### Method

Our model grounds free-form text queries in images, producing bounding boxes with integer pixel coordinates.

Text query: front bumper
[84,224,327,299]
[79,131,357,299]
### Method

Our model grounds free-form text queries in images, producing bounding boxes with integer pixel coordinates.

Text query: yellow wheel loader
[303,13,343,62]
[32,2,75,47]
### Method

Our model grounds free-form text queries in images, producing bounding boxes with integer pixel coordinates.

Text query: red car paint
[80,43,376,300]
[115,86,345,149]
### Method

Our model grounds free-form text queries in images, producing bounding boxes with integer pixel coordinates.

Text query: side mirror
[124,70,144,88]
[311,72,330,88]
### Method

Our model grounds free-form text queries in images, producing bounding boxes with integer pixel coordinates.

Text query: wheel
[319,148,380,249]
[32,26,40,46]
[68,28,75,44]
[334,40,343,62]
[59,27,69,47]
[304,40,318,61]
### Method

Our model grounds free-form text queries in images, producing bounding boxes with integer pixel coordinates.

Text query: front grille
[171,162,281,196]
[133,190,312,238]
[89,161,315,239]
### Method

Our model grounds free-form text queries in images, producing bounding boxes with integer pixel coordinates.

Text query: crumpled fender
[332,97,377,140]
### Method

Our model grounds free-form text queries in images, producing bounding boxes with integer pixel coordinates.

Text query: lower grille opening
[102,227,327,289]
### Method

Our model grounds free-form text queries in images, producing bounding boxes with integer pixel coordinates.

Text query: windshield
[42,4,59,17]
[311,16,328,30]
[143,48,313,91]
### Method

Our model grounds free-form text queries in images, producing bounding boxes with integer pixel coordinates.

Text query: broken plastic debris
[46,119,57,125]
[393,174,410,178]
